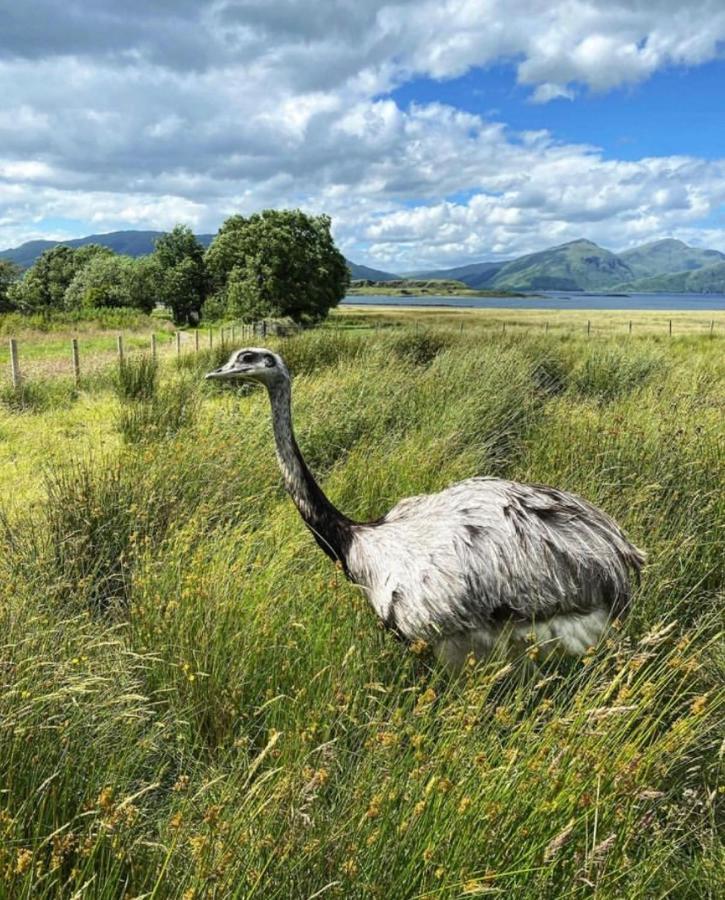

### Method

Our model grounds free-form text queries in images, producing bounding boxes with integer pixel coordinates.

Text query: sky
[0,0,724,270]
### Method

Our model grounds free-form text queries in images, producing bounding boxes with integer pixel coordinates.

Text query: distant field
[2,306,722,385]
[0,314,722,897]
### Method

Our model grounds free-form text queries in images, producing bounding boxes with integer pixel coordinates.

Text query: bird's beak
[205,364,250,380]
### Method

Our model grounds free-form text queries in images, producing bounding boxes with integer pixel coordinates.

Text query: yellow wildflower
[15,849,33,875]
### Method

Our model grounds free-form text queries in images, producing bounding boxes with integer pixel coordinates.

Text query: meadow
[0,308,722,898]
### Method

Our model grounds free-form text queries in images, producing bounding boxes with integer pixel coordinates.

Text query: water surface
[343,291,725,311]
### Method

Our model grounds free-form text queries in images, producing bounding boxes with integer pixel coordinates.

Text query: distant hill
[347,260,399,281]
[485,239,635,291]
[3,230,723,293]
[0,230,398,283]
[410,261,508,288]
[619,238,725,279]
[412,237,725,293]
[0,230,215,269]
[615,261,725,293]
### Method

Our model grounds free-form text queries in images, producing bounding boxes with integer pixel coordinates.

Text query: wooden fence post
[629,320,632,335]
[502,321,506,334]
[117,335,124,365]
[669,319,672,337]
[194,330,199,352]
[175,331,181,356]
[151,333,157,360]
[9,338,20,388]
[71,338,80,385]
[587,320,591,337]
[710,320,715,338]
[545,322,549,334]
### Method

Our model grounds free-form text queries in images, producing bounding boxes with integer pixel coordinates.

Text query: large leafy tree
[8,244,112,314]
[153,225,207,325]
[0,260,20,313]
[64,254,160,312]
[205,209,350,323]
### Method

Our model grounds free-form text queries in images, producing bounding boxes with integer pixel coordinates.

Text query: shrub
[116,377,199,444]
[113,355,159,402]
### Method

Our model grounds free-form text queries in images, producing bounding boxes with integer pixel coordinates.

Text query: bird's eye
[264,354,276,367]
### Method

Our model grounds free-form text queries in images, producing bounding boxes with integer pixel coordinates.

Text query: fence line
[3,316,720,387]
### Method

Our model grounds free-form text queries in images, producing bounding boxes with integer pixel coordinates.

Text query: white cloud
[0,1,724,264]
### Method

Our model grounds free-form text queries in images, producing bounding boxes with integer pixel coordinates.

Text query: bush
[116,377,199,444]
[113,355,159,403]
[0,379,77,413]
[570,343,667,401]
[388,329,452,366]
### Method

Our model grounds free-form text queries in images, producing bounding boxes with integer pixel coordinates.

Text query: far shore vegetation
[347,278,529,298]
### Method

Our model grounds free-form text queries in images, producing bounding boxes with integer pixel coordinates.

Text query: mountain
[0,230,215,268]
[408,261,508,288]
[619,238,725,279]
[347,261,399,281]
[413,237,725,292]
[0,230,398,282]
[3,230,724,292]
[615,261,725,293]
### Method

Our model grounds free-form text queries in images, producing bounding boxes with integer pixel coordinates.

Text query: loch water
[343,291,725,311]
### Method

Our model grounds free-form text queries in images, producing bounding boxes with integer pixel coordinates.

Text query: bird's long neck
[267,378,354,568]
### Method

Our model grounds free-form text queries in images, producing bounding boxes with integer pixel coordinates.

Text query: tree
[8,244,112,314]
[64,254,160,312]
[204,209,349,323]
[153,225,207,325]
[0,260,20,313]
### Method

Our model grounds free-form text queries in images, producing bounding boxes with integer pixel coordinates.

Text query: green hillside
[0,230,216,269]
[488,239,635,291]
[620,238,724,278]
[616,260,725,292]
[0,232,397,283]
[410,260,507,288]
[347,260,399,281]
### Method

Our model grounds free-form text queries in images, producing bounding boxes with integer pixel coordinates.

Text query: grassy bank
[0,320,722,897]
[346,280,527,298]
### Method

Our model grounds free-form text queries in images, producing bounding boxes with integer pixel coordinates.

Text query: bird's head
[205,347,289,386]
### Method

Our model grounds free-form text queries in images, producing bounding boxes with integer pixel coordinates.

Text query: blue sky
[1,1,724,268]
[389,59,725,163]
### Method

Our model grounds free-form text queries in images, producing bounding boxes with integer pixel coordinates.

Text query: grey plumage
[207,347,645,669]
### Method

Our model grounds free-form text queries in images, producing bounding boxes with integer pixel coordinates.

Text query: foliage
[205,209,350,323]
[64,254,161,313]
[0,259,20,313]
[113,354,159,403]
[153,225,207,326]
[0,323,722,897]
[8,244,112,314]
[116,376,199,444]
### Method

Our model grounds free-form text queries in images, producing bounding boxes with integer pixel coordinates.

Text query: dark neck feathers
[267,378,354,568]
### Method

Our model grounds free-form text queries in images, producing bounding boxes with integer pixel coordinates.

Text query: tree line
[0,209,350,325]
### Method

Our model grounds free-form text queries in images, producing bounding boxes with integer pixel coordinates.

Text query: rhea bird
[207,347,645,670]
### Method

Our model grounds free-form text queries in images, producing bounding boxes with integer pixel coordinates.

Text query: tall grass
[0,327,722,897]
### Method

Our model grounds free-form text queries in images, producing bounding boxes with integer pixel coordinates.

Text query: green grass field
[0,310,722,898]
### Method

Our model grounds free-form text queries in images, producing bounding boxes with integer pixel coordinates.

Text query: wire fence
[1,314,721,388]
[1,319,298,387]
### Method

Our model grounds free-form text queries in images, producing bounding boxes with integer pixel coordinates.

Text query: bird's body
[207,347,645,670]
[347,477,642,667]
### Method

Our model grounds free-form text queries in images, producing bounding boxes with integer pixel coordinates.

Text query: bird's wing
[350,478,644,641]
